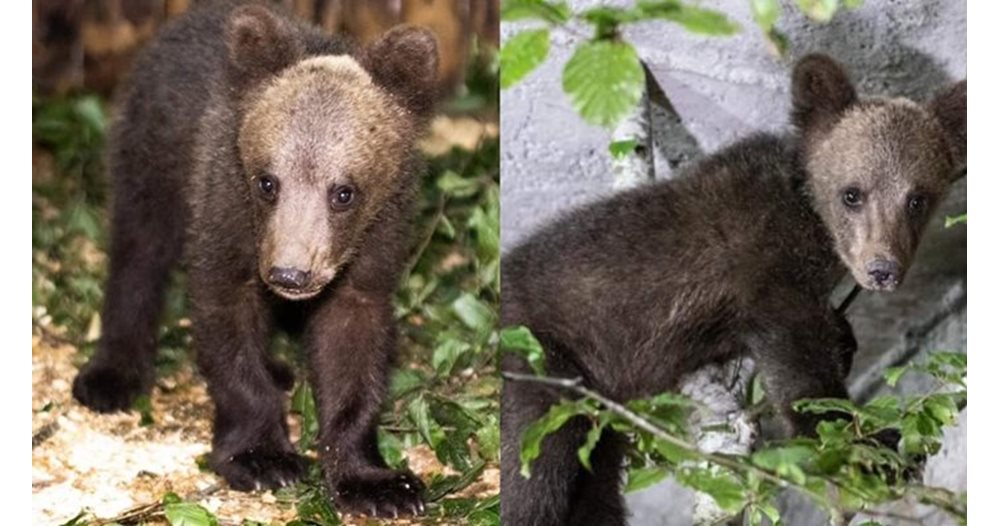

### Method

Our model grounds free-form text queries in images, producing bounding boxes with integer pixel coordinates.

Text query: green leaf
[562,40,645,128]
[164,502,219,526]
[577,415,609,470]
[500,325,546,375]
[291,381,319,452]
[609,138,638,159]
[500,0,571,24]
[676,467,746,512]
[752,445,814,485]
[843,0,864,7]
[452,292,496,333]
[500,29,551,89]
[58,511,90,526]
[624,465,671,493]
[638,1,740,35]
[883,366,909,387]
[795,0,839,22]
[520,401,587,477]
[750,0,781,30]
[433,339,472,375]
[945,213,967,228]
[133,395,155,427]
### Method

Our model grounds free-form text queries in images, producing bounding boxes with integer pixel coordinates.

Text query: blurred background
[33,2,500,525]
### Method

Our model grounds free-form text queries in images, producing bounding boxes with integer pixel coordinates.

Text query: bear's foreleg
[305,286,425,518]
[193,278,308,491]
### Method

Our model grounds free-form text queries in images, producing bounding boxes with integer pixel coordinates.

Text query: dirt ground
[32,115,500,526]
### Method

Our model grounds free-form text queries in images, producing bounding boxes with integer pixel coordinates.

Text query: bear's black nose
[268,267,311,290]
[866,259,900,288]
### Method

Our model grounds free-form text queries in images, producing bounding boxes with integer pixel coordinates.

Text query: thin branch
[501,372,830,503]
[836,283,862,315]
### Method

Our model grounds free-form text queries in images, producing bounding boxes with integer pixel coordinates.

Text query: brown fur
[500,55,965,526]
[71,0,439,517]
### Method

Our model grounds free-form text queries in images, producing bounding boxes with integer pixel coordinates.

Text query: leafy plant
[500,0,865,128]
[503,325,966,524]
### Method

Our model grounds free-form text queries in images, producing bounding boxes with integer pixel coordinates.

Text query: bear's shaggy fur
[72,0,438,516]
[500,55,966,525]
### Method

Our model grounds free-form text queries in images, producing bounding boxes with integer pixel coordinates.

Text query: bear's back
[502,134,841,396]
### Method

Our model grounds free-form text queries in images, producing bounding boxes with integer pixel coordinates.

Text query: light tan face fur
[238,56,415,300]
[806,99,954,291]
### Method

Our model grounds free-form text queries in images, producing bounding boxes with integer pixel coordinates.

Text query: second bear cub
[500,55,966,526]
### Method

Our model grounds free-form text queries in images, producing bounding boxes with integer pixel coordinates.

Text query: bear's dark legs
[72,166,185,412]
[193,280,307,490]
[305,286,424,517]
[567,430,628,526]
[747,300,854,436]
[501,354,590,526]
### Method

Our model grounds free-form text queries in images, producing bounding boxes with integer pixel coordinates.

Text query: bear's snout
[268,266,312,291]
[865,259,901,291]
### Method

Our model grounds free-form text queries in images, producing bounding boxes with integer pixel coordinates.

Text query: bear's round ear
[928,80,966,171]
[790,54,857,133]
[361,25,440,117]
[225,5,301,89]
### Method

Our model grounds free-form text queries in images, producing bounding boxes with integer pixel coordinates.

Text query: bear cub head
[792,55,966,292]
[225,5,439,300]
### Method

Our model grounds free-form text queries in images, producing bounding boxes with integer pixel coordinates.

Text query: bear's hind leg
[72,163,185,413]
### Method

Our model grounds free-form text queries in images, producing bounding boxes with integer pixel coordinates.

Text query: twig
[501,372,830,502]
[836,283,862,315]
[32,420,60,448]
[95,483,225,525]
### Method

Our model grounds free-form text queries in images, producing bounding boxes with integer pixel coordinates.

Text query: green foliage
[499,29,550,88]
[609,138,638,160]
[500,0,736,128]
[945,213,967,228]
[511,323,966,523]
[500,0,864,129]
[500,325,546,375]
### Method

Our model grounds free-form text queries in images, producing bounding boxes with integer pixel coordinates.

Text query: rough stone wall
[500,1,966,524]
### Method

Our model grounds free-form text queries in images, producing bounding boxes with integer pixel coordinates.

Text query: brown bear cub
[500,55,966,526]
[71,0,438,517]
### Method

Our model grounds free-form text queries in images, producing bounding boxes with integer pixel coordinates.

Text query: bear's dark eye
[331,184,356,210]
[257,175,278,201]
[842,187,863,208]
[907,194,927,215]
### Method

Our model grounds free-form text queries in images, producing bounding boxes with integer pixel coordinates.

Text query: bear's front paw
[332,469,426,518]
[215,448,310,491]
[72,361,149,413]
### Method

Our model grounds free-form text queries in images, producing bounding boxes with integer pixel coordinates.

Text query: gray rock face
[500,1,966,524]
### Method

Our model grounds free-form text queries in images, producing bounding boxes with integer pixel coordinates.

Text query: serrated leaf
[500,325,546,375]
[562,40,645,128]
[500,29,550,89]
[164,502,218,526]
[625,465,671,493]
[500,0,571,24]
[795,0,839,22]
